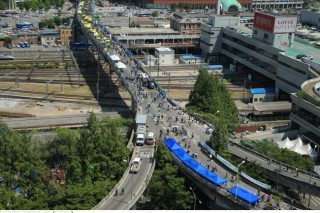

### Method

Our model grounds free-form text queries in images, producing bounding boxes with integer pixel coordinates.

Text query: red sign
[254,12,275,33]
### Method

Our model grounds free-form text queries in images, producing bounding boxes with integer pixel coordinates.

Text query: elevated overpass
[76,0,319,210]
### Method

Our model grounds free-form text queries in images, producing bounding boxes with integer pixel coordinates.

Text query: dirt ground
[0,84,132,118]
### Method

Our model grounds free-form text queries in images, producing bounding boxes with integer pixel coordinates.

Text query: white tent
[110,54,120,61]
[116,62,126,69]
[289,137,309,155]
[276,137,295,149]
[276,137,318,158]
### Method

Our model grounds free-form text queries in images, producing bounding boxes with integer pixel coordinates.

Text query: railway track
[2,112,131,130]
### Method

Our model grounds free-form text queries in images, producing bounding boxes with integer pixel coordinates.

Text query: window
[263,33,269,39]
[254,98,258,102]
[253,30,257,35]
[259,98,263,102]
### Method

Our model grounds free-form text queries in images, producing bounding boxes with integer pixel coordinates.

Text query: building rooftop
[250,88,275,94]
[285,40,320,63]
[172,11,209,19]
[251,101,292,114]
[156,47,173,52]
[108,27,179,36]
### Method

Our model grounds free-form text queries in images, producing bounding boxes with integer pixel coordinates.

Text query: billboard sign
[273,16,297,33]
[254,12,297,33]
[254,12,275,33]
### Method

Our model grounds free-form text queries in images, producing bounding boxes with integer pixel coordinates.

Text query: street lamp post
[123,159,133,199]
[189,187,201,210]
[235,160,245,202]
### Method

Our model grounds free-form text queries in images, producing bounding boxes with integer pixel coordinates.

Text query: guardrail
[231,142,320,180]
[77,11,158,210]
[170,151,254,210]
[122,155,156,210]
[199,140,271,190]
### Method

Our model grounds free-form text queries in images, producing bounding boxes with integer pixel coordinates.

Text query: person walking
[121,188,124,195]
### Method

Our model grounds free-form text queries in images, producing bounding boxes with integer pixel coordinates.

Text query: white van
[146,132,155,145]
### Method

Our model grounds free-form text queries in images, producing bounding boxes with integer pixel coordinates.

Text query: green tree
[0,123,48,209]
[151,11,159,18]
[61,17,70,26]
[38,21,47,29]
[44,0,51,10]
[53,16,62,26]
[208,118,229,155]
[4,36,12,44]
[171,3,177,12]
[0,0,7,10]
[141,143,192,209]
[44,18,55,28]
[187,68,238,130]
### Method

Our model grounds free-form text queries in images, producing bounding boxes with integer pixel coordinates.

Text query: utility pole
[168,72,171,92]
[157,58,160,81]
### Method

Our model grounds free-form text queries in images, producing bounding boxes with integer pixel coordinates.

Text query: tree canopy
[186,68,239,155]
[242,140,315,171]
[139,142,193,210]
[0,113,133,209]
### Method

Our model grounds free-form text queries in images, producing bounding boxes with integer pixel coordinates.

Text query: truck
[130,158,141,174]
[135,114,147,146]
[146,132,155,145]
[147,77,155,89]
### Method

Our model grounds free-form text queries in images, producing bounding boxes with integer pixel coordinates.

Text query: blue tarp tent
[161,90,167,98]
[227,185,260,204]
[164,138,227,186]
[112,37,119,42]
[208,65,223,69]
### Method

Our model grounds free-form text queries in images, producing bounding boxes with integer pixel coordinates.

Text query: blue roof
[208,65,223,69]
[250,88,275,94]
[164,138,227,186]
[227,185,260,204]
[181,55,206,60]
[40,29,60,35]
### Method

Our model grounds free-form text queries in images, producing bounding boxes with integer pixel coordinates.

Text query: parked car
[296,54,307,59]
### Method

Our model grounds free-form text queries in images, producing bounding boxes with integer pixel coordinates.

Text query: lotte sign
[254,12,297,33]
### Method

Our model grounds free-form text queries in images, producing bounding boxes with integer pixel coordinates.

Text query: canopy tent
[276,137,318,158]
[161,90,167,98]
[164,138,227,186]
[116,62,126,69]
[110,54,120,61]
[227,185,260,204]
[290,137,309,155]
[275,137,295,149]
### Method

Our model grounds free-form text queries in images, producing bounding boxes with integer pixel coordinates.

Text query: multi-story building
[126,0,302,10]
[200,11,320,145]
[300,9,320,27]
[60,27,74,46]
[252,0,304,10]
[127,0,252,10]
[170,12,209,35]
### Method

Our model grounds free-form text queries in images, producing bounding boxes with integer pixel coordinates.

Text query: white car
[137,72,149,78]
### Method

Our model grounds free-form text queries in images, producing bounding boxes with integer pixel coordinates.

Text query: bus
[138,12,151,17]
[70,42,93,50]
[16,22,33,29]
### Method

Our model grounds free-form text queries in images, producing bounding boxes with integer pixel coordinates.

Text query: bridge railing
[122,156,156,210]
[170,151,254,210]
[231,142,320,180]
[78,16,138,112]
[199,140,271,190]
